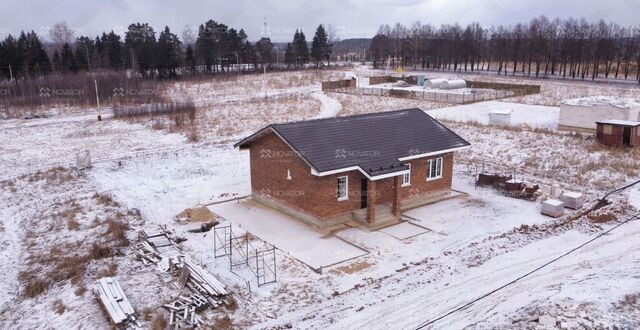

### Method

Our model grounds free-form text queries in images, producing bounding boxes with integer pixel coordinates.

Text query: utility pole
[8,65,13,81]
[94,80,101,121]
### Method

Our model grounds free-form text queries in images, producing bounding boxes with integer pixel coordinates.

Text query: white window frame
[427,157,443,181]
[401,164,411,187]
[287,169,292,180]
[337,176,349,201]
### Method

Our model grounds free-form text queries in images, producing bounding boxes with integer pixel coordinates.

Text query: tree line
[0,21,335,80]
[370,16,640,82]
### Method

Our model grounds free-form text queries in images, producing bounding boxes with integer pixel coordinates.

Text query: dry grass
[97,261,118,278]
[21,277,49,298]
[152,314,168,330]
[105,218,130,246]
[332,92,448,117]
[67,219,80,231]
[212,316,232,329]
[53,299,66,315]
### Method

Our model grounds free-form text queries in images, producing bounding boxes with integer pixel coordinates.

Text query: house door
[360,179,368,209]
[623,127,632,146]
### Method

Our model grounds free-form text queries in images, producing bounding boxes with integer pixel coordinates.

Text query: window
[402,164,411,186]
[427,157,443,180]
[602,124,613,135]
[287,169,292,180]
[337,176,348,200]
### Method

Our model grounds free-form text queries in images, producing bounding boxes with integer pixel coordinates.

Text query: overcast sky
[1,0,638,42]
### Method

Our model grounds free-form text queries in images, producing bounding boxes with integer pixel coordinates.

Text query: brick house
[234,109,470,228]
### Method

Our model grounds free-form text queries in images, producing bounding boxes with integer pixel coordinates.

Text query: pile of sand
[175,205,216,223]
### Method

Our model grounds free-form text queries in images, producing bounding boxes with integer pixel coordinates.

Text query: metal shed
[595,119,640,147]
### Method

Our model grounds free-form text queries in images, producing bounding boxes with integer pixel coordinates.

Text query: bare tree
[181,25,196,46]
[49,21,75,47]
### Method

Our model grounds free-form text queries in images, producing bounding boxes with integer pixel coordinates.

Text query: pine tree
[311,24,330,67]
[292,29,309,67]
[60,43,76,72]
[102,31,123,70]
[125,23,157,76]
[52,50,61,72]
[157,26,181,78]
[255,37,274,68]
[284,43,294,68]
[185,44,196,75]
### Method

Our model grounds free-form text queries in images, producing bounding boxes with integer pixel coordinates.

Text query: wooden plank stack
[180,259,229,307]
[94,277,141,328]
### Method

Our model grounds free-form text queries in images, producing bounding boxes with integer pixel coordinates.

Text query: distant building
[595,120,640,147]
[235,109,470,229]
[559,96,640,131]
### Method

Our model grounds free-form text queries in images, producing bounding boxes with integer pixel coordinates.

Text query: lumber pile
[162,295,208,327]
[132,227,182,268]
[179,259,229,307]
[94,277,141,328]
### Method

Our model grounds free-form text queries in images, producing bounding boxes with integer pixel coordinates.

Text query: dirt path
[311,91,342,118]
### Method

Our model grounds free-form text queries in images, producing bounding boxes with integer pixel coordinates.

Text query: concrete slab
[379,221,430,240]
[209,199,369,272]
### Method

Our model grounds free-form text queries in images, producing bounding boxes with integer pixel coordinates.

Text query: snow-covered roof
[562,96,640,109]
[596,119,640,127]
[544,199,564,207]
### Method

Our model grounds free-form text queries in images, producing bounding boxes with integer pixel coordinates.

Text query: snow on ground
[3,68,640,329]
[427,100,559,129]
[209,200,368,270]
[0,111,187,180]
[311,91,342,118]
[90,147,250,224]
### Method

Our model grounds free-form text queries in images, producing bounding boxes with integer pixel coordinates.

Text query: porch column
[366,180,376,223]
[392,175,401,217]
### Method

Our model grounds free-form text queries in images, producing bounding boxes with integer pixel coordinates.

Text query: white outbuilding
[559,96,640,131]
[440,79,467,90]
[424,78,447,89]
[488,109,512,126]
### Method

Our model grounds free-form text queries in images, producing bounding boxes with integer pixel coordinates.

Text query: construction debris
[162,295,208,327]
[94,277,141,328]
[179,259,229,307]
[187,220,218,233]
[477,173,540,200]
[542,199,565,218]
[132,227,183,268]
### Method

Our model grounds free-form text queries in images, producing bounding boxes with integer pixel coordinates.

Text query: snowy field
[2,68,640,329]
[427,100,559,129]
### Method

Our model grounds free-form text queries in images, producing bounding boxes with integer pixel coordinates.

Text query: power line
[415,210,640,329]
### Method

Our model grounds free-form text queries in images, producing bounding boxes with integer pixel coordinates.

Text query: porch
[351,175,403,229]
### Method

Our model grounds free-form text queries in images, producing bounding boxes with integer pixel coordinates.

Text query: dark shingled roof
[235,109,470,177]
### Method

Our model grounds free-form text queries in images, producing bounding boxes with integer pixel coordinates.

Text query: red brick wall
[247,132,455,221]
[248,132,361,220]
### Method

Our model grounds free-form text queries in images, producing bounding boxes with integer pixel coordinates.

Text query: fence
[331,86,517,104]
[321,79,356,91]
